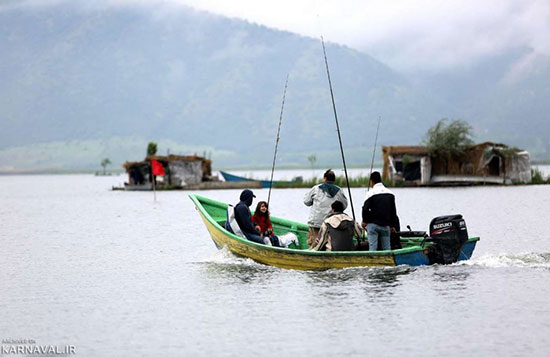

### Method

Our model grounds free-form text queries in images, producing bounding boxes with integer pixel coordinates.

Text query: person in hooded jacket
[234,189,271,245]
[304,169,348,245]
[310,201,363,251]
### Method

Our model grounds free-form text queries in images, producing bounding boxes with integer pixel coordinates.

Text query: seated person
[229,189,271,245]
[310,201,363,251]
[252,201,281,247]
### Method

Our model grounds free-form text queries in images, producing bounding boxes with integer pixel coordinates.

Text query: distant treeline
[275,175,394,188]
[274,170,550,188]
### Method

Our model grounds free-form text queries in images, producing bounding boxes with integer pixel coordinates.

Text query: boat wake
[197,248,287,280]
[199,247,266,268]
[462,252,550,269]
[200,249,550,271]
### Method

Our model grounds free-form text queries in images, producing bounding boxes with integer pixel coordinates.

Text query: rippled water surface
[1,173,550,356]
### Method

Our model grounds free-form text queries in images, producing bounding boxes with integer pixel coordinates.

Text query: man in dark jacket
[361,171,398,251]
[233,189,270,245]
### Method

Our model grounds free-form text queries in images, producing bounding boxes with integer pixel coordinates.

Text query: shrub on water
[530,168,550,184]
[276,175,372,188]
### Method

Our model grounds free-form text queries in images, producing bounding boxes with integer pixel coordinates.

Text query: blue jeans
[367,223,391,251]
[245,233,265,244]
[270,235,281,247]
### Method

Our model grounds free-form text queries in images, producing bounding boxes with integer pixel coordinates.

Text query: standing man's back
[304,169,348,245]
[361,171,398,251]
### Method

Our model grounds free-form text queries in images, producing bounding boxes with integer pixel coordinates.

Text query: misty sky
[160,0,550,74]
[6,0,550,74]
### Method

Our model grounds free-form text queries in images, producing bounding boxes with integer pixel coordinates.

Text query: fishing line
[267,74,289,208]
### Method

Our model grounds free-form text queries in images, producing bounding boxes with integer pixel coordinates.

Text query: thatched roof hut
[382,142,531,186]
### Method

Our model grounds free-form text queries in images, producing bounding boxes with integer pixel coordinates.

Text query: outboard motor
[427,215,468,264]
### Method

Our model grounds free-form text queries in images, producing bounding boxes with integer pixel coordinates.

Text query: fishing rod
[267,74,289,208]
[320,36,356,222]
[367,116,381,192]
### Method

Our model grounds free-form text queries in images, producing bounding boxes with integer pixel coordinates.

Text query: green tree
[307,154,317,168]
[100,158,112,175]
[424,118,474,171]
[147,141,158,156]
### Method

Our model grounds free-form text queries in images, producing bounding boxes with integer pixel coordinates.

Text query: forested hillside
[1,1,548,171]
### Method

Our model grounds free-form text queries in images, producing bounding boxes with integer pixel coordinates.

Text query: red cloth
[252,215,273,235]
[151,159,165,176]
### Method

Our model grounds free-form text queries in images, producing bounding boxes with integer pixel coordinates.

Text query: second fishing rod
[320,36,356,223]
[267,74,289,208]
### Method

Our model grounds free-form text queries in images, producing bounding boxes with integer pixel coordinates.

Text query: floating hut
[122,154,218,190]
[382,142,531,186]
[120,154,261,191]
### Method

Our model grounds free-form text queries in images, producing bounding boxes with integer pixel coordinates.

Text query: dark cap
[240,189,256,202]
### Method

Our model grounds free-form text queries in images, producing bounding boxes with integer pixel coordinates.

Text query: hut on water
[382,142,531,186]
[123,154,217,190]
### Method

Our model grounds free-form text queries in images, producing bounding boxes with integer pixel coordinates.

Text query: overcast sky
[155,0,549,74]
[10,0,550,74]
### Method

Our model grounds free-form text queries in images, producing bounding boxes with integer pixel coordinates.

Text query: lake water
[1,172,550,356]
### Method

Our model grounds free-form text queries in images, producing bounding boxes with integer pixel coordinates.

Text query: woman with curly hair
[252,201,281,247]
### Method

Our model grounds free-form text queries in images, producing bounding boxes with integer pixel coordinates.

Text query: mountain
[0,1,548,171]
[410,48,550,156]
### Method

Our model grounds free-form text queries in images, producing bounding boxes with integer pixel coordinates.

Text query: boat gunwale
[189,194,480,257]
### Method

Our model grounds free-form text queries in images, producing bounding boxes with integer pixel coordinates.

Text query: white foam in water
[462,252,550,269]
[199,246,260,267]
[201,248,550,270]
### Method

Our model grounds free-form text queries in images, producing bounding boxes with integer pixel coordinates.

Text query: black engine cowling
[427,214,468,264]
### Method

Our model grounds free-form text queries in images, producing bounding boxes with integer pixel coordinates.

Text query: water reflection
[361,266,416,301]
[429,265,472,298]
[306,266,415,286]
[198,261,279,285]
[303,266,416,301]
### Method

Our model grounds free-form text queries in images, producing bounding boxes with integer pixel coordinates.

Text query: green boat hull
[189,194,480,270]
